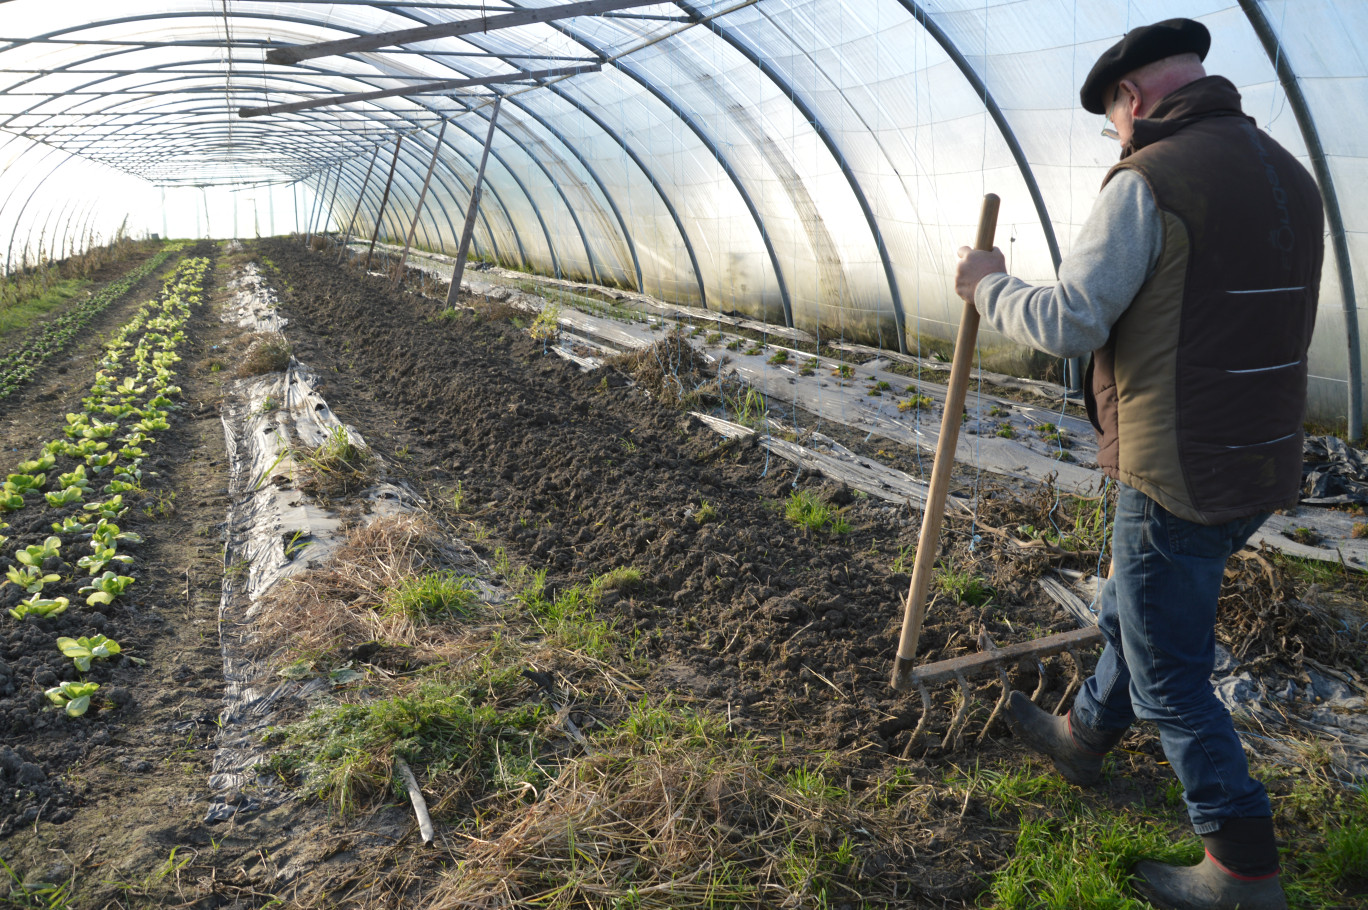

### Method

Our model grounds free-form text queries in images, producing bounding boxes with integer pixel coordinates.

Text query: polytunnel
[7,3,1368,907]
[1,0,1363,434]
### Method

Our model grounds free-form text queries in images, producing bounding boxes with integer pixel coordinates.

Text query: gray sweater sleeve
[974,169,1163,358]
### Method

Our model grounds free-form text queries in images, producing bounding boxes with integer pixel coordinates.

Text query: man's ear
[1120,79,1143,119]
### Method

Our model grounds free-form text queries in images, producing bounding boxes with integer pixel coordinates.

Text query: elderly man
[954,18,1323,910]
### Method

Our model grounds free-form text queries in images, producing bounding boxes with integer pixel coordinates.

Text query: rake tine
[1053,645,1085,715]
[974,630,1014,746]
[976,669,1013,747]
[902,681,934,758]
[1031,659,1049,703]
[941,671,973,751]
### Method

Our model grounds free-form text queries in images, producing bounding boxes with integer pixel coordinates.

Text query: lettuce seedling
[0,483,24,511]
[45,681,99,717]
[51,516,89,535]
[80,571,134,605]
[5,564,60,594]
[6,473,45,493]
[77,544,131,575]
[15,536,61,567]
[58,465,90,492]
[92,519,141,547]
[82,419,119,440]
[64,413,90,439]
[9,594,70,620]
[84,494,127,520]
[56,635,121,672]
[114,377,146,397]
[86,453,118,473]
[17,455,55,474]
[118,444,146,460]
[70,439,108,459]
[46,486,84,507]
[135,415,169,433]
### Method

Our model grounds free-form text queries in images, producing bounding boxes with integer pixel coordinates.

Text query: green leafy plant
[16,536,61,567]
[6,472,45,494]
[51,515,89,535]
[56,634,122,672]
[767,349,790,366]
[58,464,90,491]
[695,500,719,524]
[79,571,134,606]
[45,680,99,717]
[996,423,1016,439]
[85,452,118,473]
[10,594,70,620]
[785,489,850,535]
[83,494,128,520]
[832,363,854,379]
[78,542,132,576]
[0,482,25,511]
[5,564,60,594]
[45,486,84,507]
[92,519,141,548]
[17,454,55,474]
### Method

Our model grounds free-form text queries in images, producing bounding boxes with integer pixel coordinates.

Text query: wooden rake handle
[891,193,1000,693]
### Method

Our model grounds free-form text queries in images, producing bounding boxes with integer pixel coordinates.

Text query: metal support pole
[447,97,501,307]
[305,165,333,247]
[1238,0,1363,440]
[339,142,381,264]
[394,119,448,289]
[365,135,404,270]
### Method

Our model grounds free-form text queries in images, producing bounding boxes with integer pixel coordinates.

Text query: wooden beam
[266,0,662,65]
[446,96,500,306]
[238,65,600,117]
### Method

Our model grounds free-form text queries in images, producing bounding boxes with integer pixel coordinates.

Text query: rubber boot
[1135,855,1287,910]
[1136,817,1286,910]
[1004,691,1123,786]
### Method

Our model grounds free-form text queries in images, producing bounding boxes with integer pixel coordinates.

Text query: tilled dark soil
[261,239,1090,760]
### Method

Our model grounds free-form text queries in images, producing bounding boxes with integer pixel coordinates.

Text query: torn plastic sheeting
[224,263,287,332]
[206,268,424,824]
[1302,435,1368,506]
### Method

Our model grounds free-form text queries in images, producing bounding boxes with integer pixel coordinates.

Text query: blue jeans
[1071,484,1271,834]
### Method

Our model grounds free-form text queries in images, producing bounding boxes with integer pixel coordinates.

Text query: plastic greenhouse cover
[0,0,1363,422]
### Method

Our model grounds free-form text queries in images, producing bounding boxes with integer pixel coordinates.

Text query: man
[953,18,1323,910]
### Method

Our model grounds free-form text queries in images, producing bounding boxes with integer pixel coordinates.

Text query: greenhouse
[0,2,1365,907]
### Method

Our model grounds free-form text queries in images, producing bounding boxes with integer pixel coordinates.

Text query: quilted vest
[1088,76,1324,524]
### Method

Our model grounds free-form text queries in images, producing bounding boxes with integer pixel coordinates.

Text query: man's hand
[954,246,1007,305]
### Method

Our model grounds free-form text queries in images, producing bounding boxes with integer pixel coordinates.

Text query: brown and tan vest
[1087,76,1324,525]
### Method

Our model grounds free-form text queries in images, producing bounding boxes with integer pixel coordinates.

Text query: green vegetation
[933,561,993,606]
[694,500,718,524]
[382,571,478,621]
[784,489,850,536]
[996,423,1016,439]
[766,349,789,366]
[898,392,934,413]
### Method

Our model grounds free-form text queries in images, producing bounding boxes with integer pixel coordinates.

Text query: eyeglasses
[1100,84,1125,140]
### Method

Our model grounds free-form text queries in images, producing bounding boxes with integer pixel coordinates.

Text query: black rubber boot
[1134,855,1287,910]
[1004,691,1123,786]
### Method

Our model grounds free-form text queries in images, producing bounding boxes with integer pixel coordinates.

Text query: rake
[889,193,1103,748]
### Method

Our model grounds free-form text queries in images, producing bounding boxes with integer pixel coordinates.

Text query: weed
[996,423,1016,439]
[0,854,73,909]
[726,338,742,351]
[832,363,854,379]
[730,388,768,429]
[1286,526,1322,546]
[799,357,818,376]
[705,332,723,345]
[1353,522,1368,540]
[988,404,1008,417]
[450,481,464,512]
[767,349,789,366]
[382,571,478,620]
[891,543,915,574]
[267,679,545,814]
[898,393,934,412]
[589,566,642,599]
[529,300,562,343]
[237,332,291,377]
[695,500,718,524]
[933,562,993,606]
[784,489,849,536]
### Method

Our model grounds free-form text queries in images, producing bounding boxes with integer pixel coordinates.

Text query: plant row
[1,255,209,716]
[0,242,182,399]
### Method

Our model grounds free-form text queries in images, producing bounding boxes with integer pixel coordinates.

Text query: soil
[0,238,1360,908]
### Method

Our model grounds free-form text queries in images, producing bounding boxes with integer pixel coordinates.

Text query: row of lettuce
[1,253,209,717]
[0,244,178,400]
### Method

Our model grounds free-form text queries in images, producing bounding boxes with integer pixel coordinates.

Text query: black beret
[1080,18,1211,114]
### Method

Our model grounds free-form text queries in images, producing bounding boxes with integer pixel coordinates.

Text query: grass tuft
[784,489,849,536]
